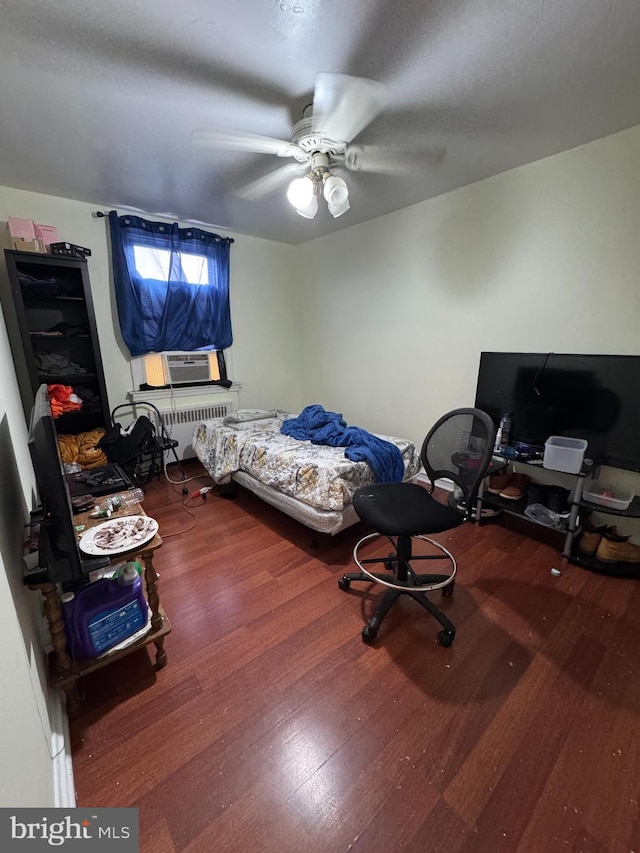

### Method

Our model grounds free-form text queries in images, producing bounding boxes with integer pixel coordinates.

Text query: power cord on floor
[190,486,213,499]
[161,491,211,539]
[140,456,216,539]
[163,459,207,487]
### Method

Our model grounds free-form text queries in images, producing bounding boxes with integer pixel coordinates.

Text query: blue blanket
[281,404,405,483]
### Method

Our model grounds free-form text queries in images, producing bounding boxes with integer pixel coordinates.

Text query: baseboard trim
[416,471,454,492]
[50,690,75,807]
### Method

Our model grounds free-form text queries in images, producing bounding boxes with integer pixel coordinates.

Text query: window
[132,246,210,286]
[108,211,233,357]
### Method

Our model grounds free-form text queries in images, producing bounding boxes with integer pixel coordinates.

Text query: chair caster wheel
[438,630,455,647]
[362,625,378,643]
[338,577,351,591]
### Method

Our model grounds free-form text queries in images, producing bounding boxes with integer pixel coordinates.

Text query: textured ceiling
[0,0,639,244]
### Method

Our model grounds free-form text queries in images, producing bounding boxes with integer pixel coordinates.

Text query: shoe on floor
[500,473,531,501]
[487,469,512,494]
[577,520,609,555]
[596,527,640,563]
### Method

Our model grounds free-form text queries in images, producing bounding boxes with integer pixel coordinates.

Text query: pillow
[223,408,280,424]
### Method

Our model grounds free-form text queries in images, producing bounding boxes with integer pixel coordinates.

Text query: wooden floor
[70,463,640,852]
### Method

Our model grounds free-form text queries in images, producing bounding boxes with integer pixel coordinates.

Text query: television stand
[28,496,171,716]
[473,456,640,578]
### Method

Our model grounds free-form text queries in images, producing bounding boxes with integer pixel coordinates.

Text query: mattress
[192,409,422,514]
[231,470,360,535]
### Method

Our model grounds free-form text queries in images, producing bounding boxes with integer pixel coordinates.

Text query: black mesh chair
[339,408,495,646]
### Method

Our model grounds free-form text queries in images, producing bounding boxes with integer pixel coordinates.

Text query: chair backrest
[421,408,496,516]
[111,401,172,442]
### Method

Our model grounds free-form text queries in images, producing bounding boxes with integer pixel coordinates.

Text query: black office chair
[339,408,495,646]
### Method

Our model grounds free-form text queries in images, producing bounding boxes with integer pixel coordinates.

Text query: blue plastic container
[61,569,148,659]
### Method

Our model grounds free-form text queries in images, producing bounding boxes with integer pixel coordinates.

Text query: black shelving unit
[570,493,640,578]
[474,455,640,578]
[477,457,572,536]
[0,250,110,432]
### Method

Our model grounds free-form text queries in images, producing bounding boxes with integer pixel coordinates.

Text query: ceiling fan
[191,72,395,219]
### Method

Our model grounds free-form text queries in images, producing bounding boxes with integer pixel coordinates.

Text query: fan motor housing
[291,117,347,158]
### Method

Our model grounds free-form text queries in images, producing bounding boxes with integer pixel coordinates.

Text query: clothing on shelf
[48,384,82,418]
[35,352,88,376]
[72,385,102,411]
[18,272,61,298]
[57,428,108,470]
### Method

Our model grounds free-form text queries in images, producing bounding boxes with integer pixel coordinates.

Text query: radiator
[152,401,232,460]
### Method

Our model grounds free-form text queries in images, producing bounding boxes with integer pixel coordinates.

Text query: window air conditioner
[161,352,215,385]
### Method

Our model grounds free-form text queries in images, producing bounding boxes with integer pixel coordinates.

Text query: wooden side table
[29,499,171,716]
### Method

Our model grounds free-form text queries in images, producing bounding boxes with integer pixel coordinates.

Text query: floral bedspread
[192,409,421,511]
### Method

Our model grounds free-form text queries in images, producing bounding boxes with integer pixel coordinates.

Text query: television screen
[474,352,640,472]
[28,384,108,584]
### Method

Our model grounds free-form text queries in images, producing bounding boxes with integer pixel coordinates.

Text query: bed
[192,408,422,536]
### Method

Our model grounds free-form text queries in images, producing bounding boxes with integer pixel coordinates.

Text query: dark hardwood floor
[70,463,640,852]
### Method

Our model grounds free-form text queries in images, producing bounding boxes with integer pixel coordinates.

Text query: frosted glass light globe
[323,175,349,206]
[287,176,314,209]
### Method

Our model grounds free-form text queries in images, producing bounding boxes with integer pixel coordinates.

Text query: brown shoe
[500,473,530,501]
[577,521,609,555]
[487,469,512,494]
[596,527,640,563]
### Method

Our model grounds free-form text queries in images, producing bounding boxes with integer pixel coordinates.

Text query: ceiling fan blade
[311,73,387,143]
[191,128,300,158]
[344,143,445,175]
[235,162,309,201]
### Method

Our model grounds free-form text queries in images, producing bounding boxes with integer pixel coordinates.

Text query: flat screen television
[474,352,640,473]
[27,384,108,585]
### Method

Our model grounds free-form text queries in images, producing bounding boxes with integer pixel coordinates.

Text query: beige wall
[228,232,304,412]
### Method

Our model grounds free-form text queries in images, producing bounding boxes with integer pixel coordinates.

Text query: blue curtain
[108,211,233,357]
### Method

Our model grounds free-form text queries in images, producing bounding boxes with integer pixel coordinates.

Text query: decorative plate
[79,515,158,555]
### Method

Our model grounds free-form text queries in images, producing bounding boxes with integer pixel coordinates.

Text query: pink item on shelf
[7,217,36,240]
[34,223,60,245]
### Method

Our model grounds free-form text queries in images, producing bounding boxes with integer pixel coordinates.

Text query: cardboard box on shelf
[10,236,46,253]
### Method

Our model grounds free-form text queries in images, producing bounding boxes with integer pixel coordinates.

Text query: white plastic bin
[582,480,634,511]
[543,436,587,474]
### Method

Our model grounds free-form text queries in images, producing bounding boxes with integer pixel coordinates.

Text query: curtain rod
[92,210,234,242]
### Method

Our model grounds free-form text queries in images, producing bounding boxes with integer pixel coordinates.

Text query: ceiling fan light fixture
[323,174,349,206]
[295,195,319,219]
[327,196,350,218]
[192,73,390,230]
[287,175,315,210]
